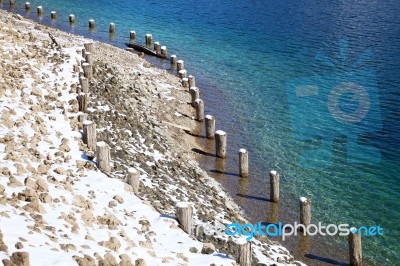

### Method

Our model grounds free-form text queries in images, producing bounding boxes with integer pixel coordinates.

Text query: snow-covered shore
[0,10,305,266]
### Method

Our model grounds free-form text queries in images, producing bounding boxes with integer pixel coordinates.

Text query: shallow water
[2,0,400,265]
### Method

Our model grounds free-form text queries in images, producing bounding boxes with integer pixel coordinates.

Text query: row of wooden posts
[173,44,363,266]
[74,41,255,266]
[2,1,362,264]
[34,4,364,262]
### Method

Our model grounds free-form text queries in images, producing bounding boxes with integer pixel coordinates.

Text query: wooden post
[82,63,93,80]
[154,42,161,53]
[37,6,43,16]
[85,52,93,65]
[78,113,88,127]
[189,87,199,107]
[269,170,279,202]
[9,0,15,6]
[25,2,30,11]
[109,23,115,34]
[239,149,249,177]
[96,142,111,172]
[236,240,252,266]
[175,202,193,235]
[77,93,88,113]
[348,228,362,266]
[80,77,89,93]
[145,34,152,45]
[170,55,177,65]
[69,14,75,24]
[83,121,96,151]
[178,69,187,79]
[160,46,167,58]
[215,130,227,158]
[88,19,95,30]
[177,60,184,71]
[188,75,196,88]
[300,197,311,229]
[51,11,57,20]
[127,172,140,195]
[84,43,94,54]
[205,115,215,139]
[181,78,189,88]
[194,99,204,122]
[129,31,136,41]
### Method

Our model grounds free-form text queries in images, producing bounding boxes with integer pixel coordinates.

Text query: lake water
[2,0,399,265]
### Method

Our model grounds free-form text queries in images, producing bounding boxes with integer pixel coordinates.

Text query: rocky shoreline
[0,10,305,265]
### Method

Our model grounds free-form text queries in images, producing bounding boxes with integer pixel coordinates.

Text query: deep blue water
[2,0,400,265]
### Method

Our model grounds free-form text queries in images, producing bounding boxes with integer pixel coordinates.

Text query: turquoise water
[3,0,400,265]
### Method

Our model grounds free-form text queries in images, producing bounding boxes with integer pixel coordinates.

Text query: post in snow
[96,141,111,172]
[175,202,193,235]
[127,171,140,195]
[236,238,252,266]
[83,121,97,151]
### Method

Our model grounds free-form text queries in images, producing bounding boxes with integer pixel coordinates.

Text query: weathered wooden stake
[154,42,161,54]
[109,23,115,34]
[205,115,215,139]
[160,46,167,58]
[170,55,177,65]
[82,63,93,80]
[127,172,140,195]
[9,0,14,6]
[175,202,193,235]
[178,69,187,79]
[69,14,75,24]
[188,75,196,88]
[348,228,362,266]
[78,113,88,126]
[300,197,311,229]
[239,149,249,177]
[129,31,136,41]
[181,78,189,88]
[84,42,94,54]
[85,52,93,65]
[83,121,96,151]
[25,2,30,11]
[79,77,89,93]
[88,19,95,30]
[236,240,252,266]
[51,11,57,20]
[269,170,280,202]
[194,99,204,122]
[96,141,111,172]
[189,87,199,107]
[77,93,88,113]
[145,34,152,45]
[215,130,227,158]
[177,60,184,71]
[37,6,43,16]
